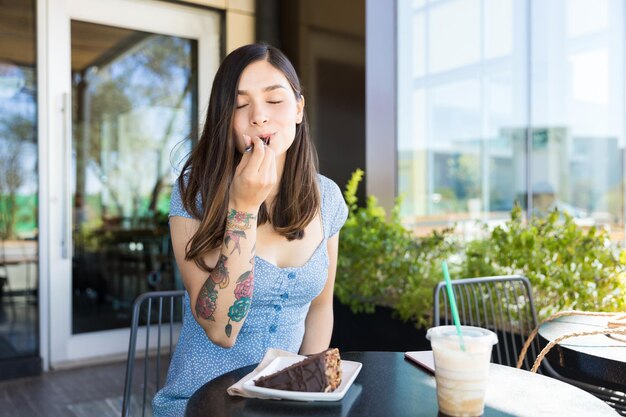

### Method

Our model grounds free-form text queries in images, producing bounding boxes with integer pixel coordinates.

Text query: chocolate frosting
[255,355,328,391]
[254,349,341,392]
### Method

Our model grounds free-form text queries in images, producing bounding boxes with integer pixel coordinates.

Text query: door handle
[61,92,72,260]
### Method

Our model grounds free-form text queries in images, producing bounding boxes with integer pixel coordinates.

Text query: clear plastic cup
[426,325,498,417]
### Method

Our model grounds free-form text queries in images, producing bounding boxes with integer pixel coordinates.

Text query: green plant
[455,204,626,319]
[336,170,626,328]
[335,169,458,327]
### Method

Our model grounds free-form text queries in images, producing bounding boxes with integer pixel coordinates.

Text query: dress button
[287,272,296,280]
[281,292,289,300]
[269,324,277,333]
[274,304,282,312]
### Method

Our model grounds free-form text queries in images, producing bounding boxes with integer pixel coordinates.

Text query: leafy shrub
[335,169,458,327]
[455,204,626,319]
[336,170,626,327]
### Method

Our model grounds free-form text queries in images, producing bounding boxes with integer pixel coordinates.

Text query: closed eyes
[236,101,283,109]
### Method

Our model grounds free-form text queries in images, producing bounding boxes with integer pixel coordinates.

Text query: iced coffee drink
[427,326,498,417]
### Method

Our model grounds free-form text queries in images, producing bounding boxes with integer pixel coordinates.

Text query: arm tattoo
[196,254,229,320]
[226,209,256,230]
[198,209,256,333]
[224,230,246,254]
[224,209,255,254]
[225,266,254,337]
[196,280,218,321]
[211,254,230,289]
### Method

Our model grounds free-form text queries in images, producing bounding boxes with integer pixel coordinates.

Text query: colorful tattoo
[225,268,254,337]
[200,210,255,336]
[211,254,230,289]
[226,209,256,231]
[196,281,218,321]
[224,229,246,255]
[223,209,254,255]
[234,271,254,299]
[228,298,251,322]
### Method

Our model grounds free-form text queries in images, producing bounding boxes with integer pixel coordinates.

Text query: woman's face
[232,60,304,158]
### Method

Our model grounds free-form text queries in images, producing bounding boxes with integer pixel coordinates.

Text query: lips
[244,133,274,153]
[258,134,272,146]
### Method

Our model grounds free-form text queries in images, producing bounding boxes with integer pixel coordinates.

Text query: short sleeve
[320,175,349,238]
[169,178,194,219]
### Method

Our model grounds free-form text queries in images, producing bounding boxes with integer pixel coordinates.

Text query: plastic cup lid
[426,325,498,345]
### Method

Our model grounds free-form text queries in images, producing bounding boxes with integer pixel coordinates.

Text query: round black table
[185,351,619,417]
[539,313,626,391]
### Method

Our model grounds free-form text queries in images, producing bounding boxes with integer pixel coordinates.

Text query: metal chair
[122,290,185,417]
[432,275,626,416]
[432,275,542,370]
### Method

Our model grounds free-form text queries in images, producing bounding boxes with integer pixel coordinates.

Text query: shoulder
[317,174,349,237]
[317,174,343,203]
[169,173,199,219]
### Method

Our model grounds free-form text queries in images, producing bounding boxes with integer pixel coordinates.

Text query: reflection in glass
[531,0,624,237]
[70,21,198,333]
[398,0,526,238]
[428,0,480,73]
[398,0,626,243]
[0,0,39,362]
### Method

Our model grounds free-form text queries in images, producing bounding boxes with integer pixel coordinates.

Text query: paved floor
[0,360,132,417]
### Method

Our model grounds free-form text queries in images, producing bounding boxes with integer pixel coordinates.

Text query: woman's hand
[230,135,277,212]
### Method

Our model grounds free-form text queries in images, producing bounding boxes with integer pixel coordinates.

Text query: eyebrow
[237,84,286,95]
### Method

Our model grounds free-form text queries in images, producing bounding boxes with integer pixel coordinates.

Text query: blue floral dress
[152,174,348,416]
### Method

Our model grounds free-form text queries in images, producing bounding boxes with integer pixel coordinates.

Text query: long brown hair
[178,44,320,271]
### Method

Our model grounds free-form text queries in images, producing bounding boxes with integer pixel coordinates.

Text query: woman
[152,43,348,415]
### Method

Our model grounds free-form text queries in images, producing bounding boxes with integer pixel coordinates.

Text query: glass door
[0,0,40,377]
[44,0,220,366]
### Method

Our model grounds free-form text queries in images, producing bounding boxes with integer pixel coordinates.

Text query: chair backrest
[432,275,542,371]
[122,290,185,417]
[433,276,626,415]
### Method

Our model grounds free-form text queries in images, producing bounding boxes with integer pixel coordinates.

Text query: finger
[235,135,252,175]
[246,136,266,172]
[243,134,253,153]
[235,151,251,176]
[258,143,274,176]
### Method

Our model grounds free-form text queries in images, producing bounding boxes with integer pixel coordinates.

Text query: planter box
[330,297,431,352]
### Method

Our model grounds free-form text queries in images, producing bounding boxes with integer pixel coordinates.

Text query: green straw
[442,261,465,351]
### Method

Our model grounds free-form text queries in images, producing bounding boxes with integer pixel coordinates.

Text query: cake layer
[254,348,342,392]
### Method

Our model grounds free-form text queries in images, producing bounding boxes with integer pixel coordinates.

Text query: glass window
[0,0,39,360]
[530,0,624,238]
[70,21,201,333]
[398,0,625,242]
[398,0,527,237]
[428,0,481,73]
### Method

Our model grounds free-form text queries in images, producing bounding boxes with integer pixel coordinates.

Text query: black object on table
[185,351,619,417]
[538,313,626,392]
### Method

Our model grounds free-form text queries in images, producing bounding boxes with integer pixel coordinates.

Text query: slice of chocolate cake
[254,348,342,392]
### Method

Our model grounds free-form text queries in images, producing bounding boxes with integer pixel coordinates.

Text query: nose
[250,104,268,126]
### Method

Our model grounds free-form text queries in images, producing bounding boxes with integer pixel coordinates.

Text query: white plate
[243,356,362,401]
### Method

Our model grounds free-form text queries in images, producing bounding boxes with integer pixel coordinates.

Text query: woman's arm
[299,233,339,355]
[171,136,276,348]
[170,211,257,348]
